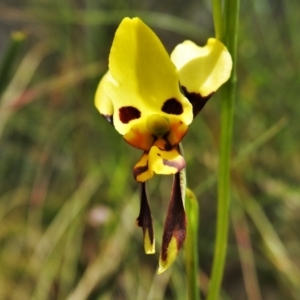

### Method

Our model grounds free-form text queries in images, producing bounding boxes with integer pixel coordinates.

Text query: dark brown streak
[136,182,154,245]
[162,133,173,151]
[181,86,214,118]
[133,165,149,181]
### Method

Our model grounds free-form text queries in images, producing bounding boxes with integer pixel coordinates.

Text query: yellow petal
[94,71,114,122]
[171,38,232,97]
[148,145,186,175]
[105,17,193,135]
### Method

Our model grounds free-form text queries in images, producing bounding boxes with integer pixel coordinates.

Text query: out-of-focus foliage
[0,0,299,299]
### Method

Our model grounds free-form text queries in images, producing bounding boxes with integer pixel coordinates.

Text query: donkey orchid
[95,17,232,273]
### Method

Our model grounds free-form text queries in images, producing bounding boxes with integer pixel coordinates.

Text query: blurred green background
[0,0,299,299]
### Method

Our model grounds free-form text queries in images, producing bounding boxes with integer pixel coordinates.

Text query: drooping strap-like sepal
[158,172,186,273]
[136,182,155,254]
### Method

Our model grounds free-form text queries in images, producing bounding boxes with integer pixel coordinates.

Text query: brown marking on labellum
[119,106,141,124]
[161,172,187,261]
[133,165,149,181]
[153,134,173,151]
[163,143,173,151]
[162,133,174,151]
[161,98,183,115]
[181,86,214,118]
[136,182,154,245]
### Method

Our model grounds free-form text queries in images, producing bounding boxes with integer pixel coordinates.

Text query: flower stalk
[207,0,240,299]
[211,0,224,40]
[185,188,200,300]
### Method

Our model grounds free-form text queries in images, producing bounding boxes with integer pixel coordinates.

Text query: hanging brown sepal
[136,182,155,254]
[158,172,186,273]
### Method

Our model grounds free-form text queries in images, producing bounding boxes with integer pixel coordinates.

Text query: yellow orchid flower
[95,17,232,273]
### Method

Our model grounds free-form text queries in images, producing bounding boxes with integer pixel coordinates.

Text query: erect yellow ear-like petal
[171,38,232,97]
[105,17,193,135]
[94,71,114,123]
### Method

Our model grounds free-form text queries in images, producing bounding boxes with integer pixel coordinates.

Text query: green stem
[211,0,224,41]
[207,0,239,299]
[185,189,200,300]
[0,31,26,97]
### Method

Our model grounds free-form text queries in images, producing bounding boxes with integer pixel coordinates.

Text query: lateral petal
[171,38,232,97]
[94,71,114,123]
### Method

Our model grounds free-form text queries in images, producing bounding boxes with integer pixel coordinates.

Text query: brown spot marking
[119,106,141,124]
[161,98,183,115]
[181,86,214,118]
